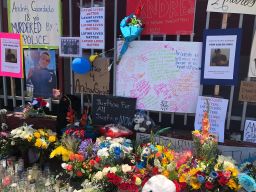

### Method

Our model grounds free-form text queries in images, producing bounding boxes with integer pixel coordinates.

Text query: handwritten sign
[92,95,136,128]
[74,58,110,95]
[207,0,256,15]
[80,7,105,49]
[194,96,228,143]
[126,0,195,35]
[116,41,202,113]
[7,0,61,48]
[0,32,23,78]
[248,32,256,77]
[136,133,256,164]
[243,120,256,143]
[239,81,256,103]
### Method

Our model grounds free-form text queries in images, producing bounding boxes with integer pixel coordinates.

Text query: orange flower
[69,153,75,161]
[75,154,85,162]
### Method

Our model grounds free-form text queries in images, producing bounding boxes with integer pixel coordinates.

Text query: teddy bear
[133,111,155,133]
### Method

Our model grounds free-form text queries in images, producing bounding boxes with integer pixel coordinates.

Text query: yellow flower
[192,130,200,135]
[33,132,41,139]
[41,141,48,149]
[227,179,240,191]
[162,157,168,166]
[38,129,45,136]
[190,178,201,190]
[50,146,72,162]
[48,135,56,143]
[135,177,142,186]
[165,151,174,161]
[35,138,42,148]
[162,170,170,178]
[189,168,199,176]
[140,169,145,174]
[156,145,164,153]
[226,167,239,177]
[26,136,33,142]
[179,173,186,183]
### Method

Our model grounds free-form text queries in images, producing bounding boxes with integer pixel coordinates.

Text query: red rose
[76,170,83,177]
[66,164,73,172]
[95,156,101,163]
[152,167,159,175]
[107,173,122,185]
[218,176,229,186]
[205,181,214,190]
[135,6,142,17]
[40,100,47,107]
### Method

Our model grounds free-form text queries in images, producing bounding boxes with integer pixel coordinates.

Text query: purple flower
[78,139,99,159]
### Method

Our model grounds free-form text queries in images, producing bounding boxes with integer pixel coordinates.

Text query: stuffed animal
[142,175,176,192]
[133,111,155,133]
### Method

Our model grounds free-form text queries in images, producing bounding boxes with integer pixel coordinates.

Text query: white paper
[243,120,256,143]
[248,32,256,77]
[194,96,228,143]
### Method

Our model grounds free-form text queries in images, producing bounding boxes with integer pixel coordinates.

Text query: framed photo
[59,37,81,57]
[201,28,242,85]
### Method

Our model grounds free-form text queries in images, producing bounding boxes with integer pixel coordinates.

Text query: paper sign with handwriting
[8,0,61,48]
[116,41,202,113]
[80,7,105,49]
[243,120,256,143]
[74,58,110,95]
[207,0,256,15]
[239,81,256,103]
[126,0,195,35]
[194,96,228,143]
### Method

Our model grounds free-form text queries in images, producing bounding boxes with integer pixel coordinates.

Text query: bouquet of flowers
[26,98,49,118]
[239,159,256,192]
[94,137,133,167]
[63,127,86,141]
[192,111,218,160]
[176,155,240,192]
[28,128,57,150]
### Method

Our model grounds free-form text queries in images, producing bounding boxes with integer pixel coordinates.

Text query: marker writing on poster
[211,0,256,11]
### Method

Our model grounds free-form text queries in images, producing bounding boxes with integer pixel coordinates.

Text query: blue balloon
[72,57,91,74]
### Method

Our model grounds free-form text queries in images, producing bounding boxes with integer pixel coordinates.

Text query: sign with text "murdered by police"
[8,0,62,48]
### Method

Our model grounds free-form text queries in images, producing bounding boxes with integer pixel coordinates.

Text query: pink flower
[2,176,12,186]
[223,171,231,178]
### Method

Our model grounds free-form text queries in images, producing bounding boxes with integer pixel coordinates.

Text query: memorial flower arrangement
[176,155,240,191]
[26,97,50,117]
[64,127,86,141]
[192,111,218,160]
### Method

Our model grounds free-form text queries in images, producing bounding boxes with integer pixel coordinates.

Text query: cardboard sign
[0,32,23,78]
[243,120,256,143]
[207,0,256,15]
[248,32,256,77]
[92,95,137,128]
[80,7,105,49]
[59,37,81,57]
[117,40,202,113]
[126,0,195,35]
[8,0,62,48]
[239,81,256,103]
[194,96,229,143]
[74,58,110,95]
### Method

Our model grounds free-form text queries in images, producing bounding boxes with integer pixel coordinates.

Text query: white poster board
[194,96,228,143]
[8,0,62,48]
[243,120,256,143]
[248,32,256,77]
[80,7,105,49]
[207,0,256,15]
[116,41,202,113]
[204,35,237,80]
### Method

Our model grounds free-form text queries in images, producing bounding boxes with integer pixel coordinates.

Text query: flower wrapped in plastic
[118,6,144,62]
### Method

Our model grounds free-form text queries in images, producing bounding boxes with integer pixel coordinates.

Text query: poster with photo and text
[0,32,23,78]
[201,29,242,85]
[59,37,81,57]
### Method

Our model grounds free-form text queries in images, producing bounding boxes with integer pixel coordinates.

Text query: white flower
[97,148,109,158]
[110,167,117,173]
[11,141,15,146]
[154,159,161,168]
[102,167,111,176]
[121,164,132,173]
[61,163,68,169]
[93,171,103,180]
[112,137,124,143]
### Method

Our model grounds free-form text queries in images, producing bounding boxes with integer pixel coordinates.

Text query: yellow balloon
[89,54,98,62]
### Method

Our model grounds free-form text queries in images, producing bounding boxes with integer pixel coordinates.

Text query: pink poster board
[0,32,23,78]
